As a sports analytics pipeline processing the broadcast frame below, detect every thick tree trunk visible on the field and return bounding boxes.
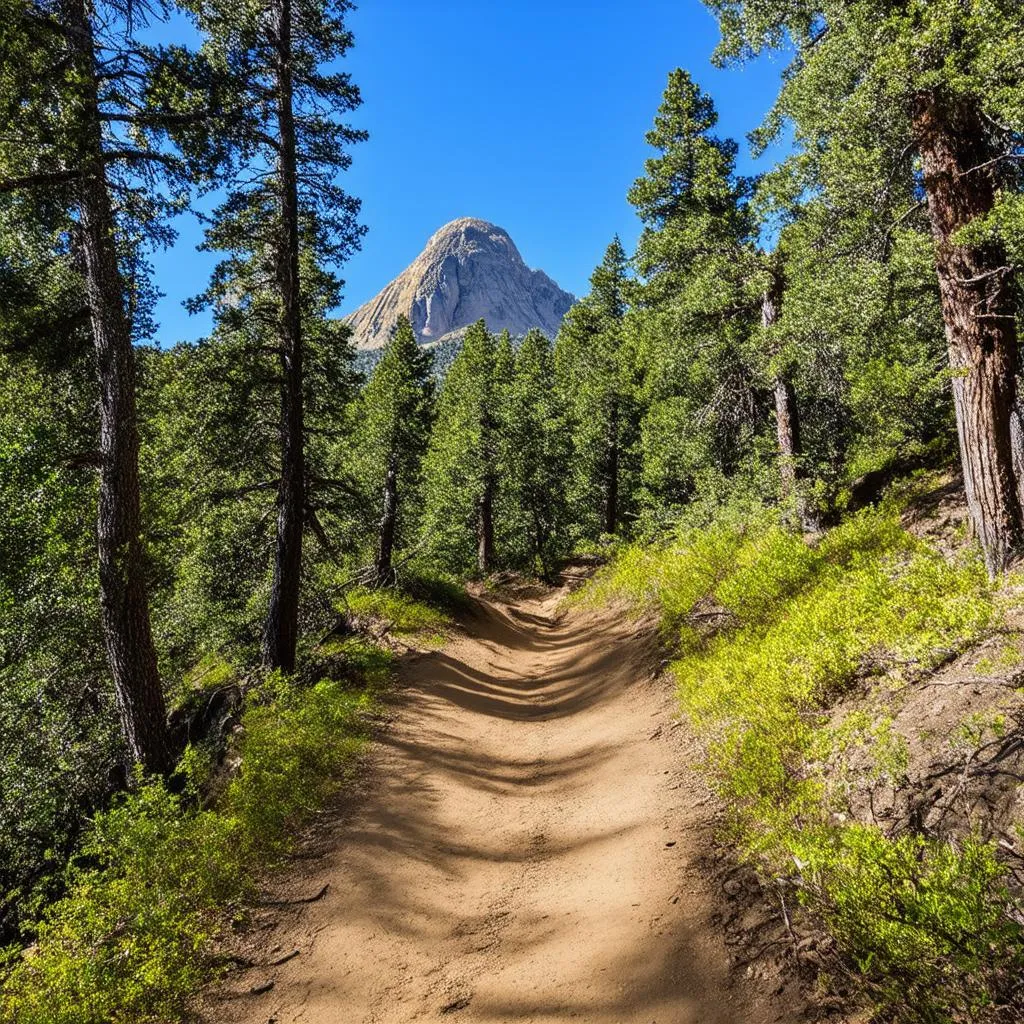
[762,271,815,532]
[604,399,619,535]
[67,0,170,774]
[914,90,1023,575]
[375,455,398,584]
[263,0,306,672]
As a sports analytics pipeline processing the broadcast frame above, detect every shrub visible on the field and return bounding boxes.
[0,652,384,1024]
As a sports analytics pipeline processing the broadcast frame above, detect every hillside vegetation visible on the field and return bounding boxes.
[2,0,1024,1021]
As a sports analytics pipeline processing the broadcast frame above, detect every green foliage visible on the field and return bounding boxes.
[586,502,1019,1019]
[555,239,640,539]
[0,782,245,1024]
[0,656,383,1024]
[421,320,498,572]
[353,315,434,567]
[224,676,375,860]
[496,329,573,577]
[344,587,452,635]
[796,828,1022,1020]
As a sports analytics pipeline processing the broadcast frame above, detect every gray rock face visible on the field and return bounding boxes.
[346,217,575,350]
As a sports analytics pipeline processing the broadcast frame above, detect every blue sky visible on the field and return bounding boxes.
[149,0,789,344]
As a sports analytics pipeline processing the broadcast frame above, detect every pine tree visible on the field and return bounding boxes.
[0,0,218,773]
[184,0,366,668]
[502,329,571,579]
[704,0,1024,573]
[356,315,434,584]
[556,238,635,540]
[421,320,499,574]
[626,69,763,517]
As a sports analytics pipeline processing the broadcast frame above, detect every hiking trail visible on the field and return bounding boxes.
[203,584,800,1024]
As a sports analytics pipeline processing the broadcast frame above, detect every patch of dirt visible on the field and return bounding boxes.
[198,584,820,1024]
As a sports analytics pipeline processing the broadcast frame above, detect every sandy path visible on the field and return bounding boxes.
[204,587,785,1024]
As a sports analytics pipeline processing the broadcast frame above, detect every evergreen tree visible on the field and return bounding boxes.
[0,0,219,773]
[704,0,1024,573]
[556,238,636,539]
[421,320,499,574]
[501,329,571,579]
[625,70,763,519]
[184,0,366,668]
[356,315,434,584]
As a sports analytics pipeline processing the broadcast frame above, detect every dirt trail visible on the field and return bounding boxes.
[205,587,790,1024]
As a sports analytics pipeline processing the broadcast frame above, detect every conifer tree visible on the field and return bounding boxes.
[704,0,1024,573]
[0,0,218,773]
[184,0,365,668]
[356,315,434,584]
[502,329,571,578]
[556,239,635,539]
[626,69,762,515]
[421,320,499,574]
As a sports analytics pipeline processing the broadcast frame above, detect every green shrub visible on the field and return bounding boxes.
[797,828,1023,1021]
[0,782,245,1024]
[225,676,373,859]
[0,650,384,1024]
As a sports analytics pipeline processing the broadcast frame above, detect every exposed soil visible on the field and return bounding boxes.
[201,584,808,1024]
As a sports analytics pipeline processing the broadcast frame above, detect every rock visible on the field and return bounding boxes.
[345,217,575,350]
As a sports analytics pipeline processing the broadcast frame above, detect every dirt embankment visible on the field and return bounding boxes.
[201,585,804,1024]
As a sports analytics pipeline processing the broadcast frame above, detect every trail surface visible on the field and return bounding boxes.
[205,586,789,1024]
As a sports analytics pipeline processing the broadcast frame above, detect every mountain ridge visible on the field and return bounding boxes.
[345,217,575,350]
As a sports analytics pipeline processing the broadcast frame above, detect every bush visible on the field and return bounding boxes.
[0,783,245,1024]
[0,653,384,1024]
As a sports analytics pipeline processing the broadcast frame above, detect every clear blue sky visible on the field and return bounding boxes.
[149,0,789,344]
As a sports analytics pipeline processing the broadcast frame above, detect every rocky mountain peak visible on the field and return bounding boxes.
[345,217,575,350]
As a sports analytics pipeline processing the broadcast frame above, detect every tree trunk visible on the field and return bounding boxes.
[263,0,306,672]
[67,0,170,774]
[477,478,494,574]
[375,455,398,584]
[914,89,1023,575]
[1010,398,1024,512]
[604,398,619,535]
[762,270,815,532]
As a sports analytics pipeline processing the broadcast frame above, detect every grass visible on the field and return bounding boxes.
[582,497,1024,1022]
[0,642,390,1024]
[343,583,457,638]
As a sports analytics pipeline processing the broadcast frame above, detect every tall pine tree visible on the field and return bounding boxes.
[356,315,434,584]
[556,238,637,539]
[704,0,1024,573]
[422,320,499,574]
[184,0,365,668]
[0,0,219,773]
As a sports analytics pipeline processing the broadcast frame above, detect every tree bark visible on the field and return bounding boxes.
[604,398,619,535]
[913,90,1023,575]
[762,270,815,532]
[375,455,398,584]
[263,0,306,672]
[1010,398,1024,512]
[477,478,494,574]
[66,0,170,774]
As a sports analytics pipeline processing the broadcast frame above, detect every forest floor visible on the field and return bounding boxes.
[200,581,815,1024]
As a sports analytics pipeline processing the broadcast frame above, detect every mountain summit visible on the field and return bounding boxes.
[345,217,575,350]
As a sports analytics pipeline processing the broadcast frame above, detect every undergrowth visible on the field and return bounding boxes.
[344,586,452,636]
[583,495,1024,1022]
[0,641,390,1024]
